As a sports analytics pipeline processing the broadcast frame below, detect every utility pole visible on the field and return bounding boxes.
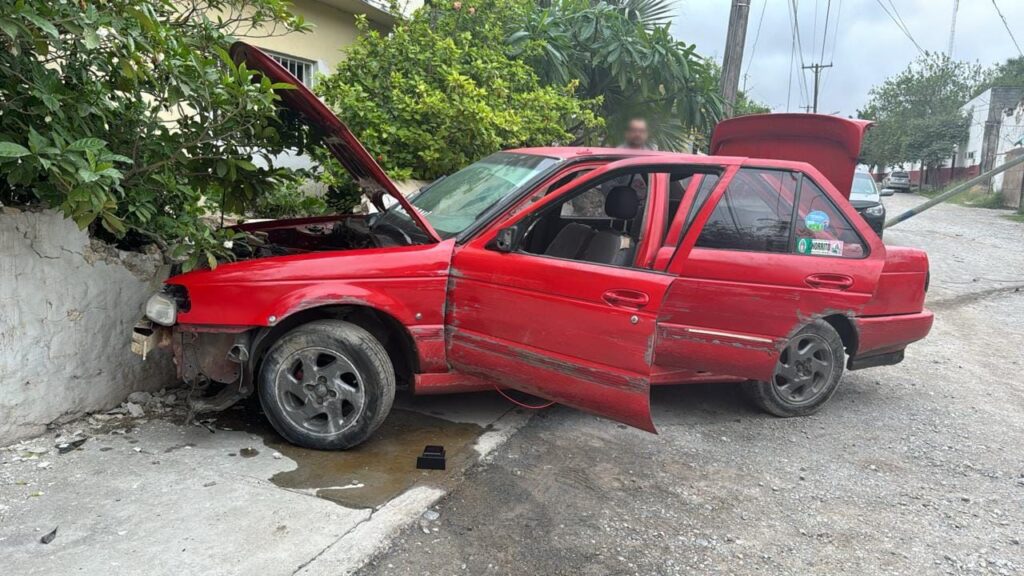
[720,0,751,118]
[801,62,833,114]
[947,0,960,56]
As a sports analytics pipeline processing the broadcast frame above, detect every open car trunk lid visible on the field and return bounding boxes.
[711,114,872,199]
[230,42,441,243]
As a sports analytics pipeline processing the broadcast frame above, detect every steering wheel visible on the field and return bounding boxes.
[373,221,412,245]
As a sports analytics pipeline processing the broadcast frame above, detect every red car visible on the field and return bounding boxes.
[132,44,933,450]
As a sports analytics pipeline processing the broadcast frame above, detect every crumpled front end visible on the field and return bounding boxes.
[132,284,257,413]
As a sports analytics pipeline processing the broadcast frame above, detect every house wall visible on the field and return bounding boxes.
[1002,148,1024,209]
[0,209,175,445]
[241,0,394,76]
[993,101,1024,194]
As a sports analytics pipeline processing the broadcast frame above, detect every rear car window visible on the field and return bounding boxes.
[695,169,795,253]
[792,179,866,258]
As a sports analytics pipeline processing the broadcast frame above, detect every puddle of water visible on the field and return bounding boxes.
[212,403,482,508]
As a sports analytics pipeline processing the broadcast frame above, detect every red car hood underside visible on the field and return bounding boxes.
[711,114,872,199]
[230,42,441,242]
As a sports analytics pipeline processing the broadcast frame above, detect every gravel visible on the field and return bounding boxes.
[357,195,1024,576]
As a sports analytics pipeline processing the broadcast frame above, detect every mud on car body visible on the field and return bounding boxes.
[132,43,934,450]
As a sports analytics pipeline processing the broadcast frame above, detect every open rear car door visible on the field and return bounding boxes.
[230,42,441,243]
[711,113,871,198]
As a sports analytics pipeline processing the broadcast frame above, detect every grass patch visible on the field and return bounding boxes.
[1002,212,1024,223]
[919,183,1008,208]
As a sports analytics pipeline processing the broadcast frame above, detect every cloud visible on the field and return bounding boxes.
[669,0,1024,116]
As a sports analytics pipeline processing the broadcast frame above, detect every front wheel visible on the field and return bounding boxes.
[743,320,845,417]
[258,320,395,450]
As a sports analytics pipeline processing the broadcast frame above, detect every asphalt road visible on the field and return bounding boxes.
[358,194,1024,576]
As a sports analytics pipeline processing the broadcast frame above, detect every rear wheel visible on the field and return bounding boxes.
[744,320,844,417]
[258,320,395,450]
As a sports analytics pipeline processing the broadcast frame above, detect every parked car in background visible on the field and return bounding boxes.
[131,45,934,450]
[850,172,886,237]
[884,170,911,192]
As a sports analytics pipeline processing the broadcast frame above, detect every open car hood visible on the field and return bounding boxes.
[711,114,872,199]
[230,42,441,242]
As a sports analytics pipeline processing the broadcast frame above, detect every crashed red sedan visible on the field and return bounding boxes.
[132,43,933,450]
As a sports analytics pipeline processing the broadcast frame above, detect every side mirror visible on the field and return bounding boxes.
[489,225,522,253]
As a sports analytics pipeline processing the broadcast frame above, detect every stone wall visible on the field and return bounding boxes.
[0,208,176,445]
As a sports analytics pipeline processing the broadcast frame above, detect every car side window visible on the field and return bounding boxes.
[561,173,648,218]
[519,170,653,269]
[792,178,866,258]
[682,173,721,233]
[695,168,795,253]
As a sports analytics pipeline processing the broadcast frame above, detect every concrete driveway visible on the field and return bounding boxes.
[356,194,1024,575]
[0,393,529,576]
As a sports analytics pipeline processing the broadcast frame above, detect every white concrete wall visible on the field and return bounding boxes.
[960,90,991,169]
[0,208,176,445]
[993,101,1024,194]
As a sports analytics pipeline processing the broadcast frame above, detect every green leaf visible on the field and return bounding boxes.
[0,141,31,158]
[0,18,20,40]
[234,159,257,172]
[67,138,106,152]
[21,11,59,39]
[101,212,127,235]
[83,28,100,49]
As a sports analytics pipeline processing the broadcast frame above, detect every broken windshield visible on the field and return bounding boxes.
[376,152,560,240]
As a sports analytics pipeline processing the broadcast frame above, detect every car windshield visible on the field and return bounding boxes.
[373,152,560,241]
[850,173,879,201]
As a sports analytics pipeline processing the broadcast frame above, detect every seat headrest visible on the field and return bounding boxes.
[605,186,639,220]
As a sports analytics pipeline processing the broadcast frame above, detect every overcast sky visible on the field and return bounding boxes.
[670,0,1024,116]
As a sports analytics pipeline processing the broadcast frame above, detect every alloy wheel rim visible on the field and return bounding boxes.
[772,334,835,406]
[274,346,365,436]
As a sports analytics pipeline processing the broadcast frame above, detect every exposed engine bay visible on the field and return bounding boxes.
[229,213,418,261]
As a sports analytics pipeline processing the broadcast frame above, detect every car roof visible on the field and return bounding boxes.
[506,146,749,166]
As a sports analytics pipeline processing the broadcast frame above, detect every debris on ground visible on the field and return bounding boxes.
[56,438,88,454]
[39,527,57,544]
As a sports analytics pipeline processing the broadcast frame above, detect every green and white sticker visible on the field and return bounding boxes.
[797,237,843,256]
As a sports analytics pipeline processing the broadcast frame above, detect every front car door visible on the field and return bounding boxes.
[446,159,687,431]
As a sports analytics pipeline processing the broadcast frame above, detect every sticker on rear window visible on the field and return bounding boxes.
[797,237,843,256]
[805,210,830,232]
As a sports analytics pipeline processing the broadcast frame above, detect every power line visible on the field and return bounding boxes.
[789,0,810,105]
[991,0,1023,57]
[820,0,843,94]
[787,3,797,111]
[873,0,924,54]
[948,0,959,56]
[819,0,832,64]
[743,0,769,83]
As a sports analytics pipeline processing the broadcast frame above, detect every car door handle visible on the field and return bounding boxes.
[602,289,650,309]
[805,273,854,291]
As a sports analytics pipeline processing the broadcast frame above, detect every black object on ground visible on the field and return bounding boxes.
[40,527,57,544]
[416,445,446,470]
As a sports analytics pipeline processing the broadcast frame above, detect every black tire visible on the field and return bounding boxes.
[258,320,395,450]
[743,319,844,417]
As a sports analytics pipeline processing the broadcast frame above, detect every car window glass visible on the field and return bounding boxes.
[850,174,879,201]
[561,173,648,218]
[683,173,721,232]
[792,178,866,258]
[520,170,653,269]
[695,169,794,253]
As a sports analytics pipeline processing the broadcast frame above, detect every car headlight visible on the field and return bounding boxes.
[145,293,178,326]
[864,204,885,217]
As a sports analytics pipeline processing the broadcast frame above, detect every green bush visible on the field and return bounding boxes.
[315,0,602,197]
[0,0,311,270]
[249,177,328,219]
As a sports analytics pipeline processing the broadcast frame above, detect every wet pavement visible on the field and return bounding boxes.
[0,391,530,576]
